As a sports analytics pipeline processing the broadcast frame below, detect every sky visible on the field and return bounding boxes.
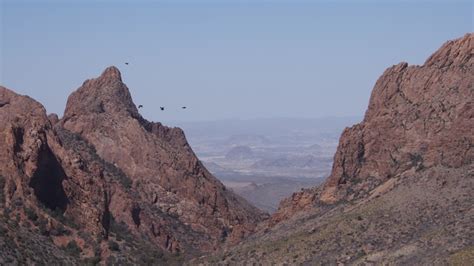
[0,0,472,123]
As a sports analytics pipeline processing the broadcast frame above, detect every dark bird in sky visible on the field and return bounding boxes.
[160,107,165,111]
[138,105,143,109]
[182,106,187,109]
[125,62,129,65]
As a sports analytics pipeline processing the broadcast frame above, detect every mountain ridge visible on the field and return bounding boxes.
[196,33,474,265]
[272,33,473,222]
[0,67,267,264]
[0,33,472,265]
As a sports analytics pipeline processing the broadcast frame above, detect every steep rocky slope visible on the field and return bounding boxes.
[60,66,266,249]
[200,33,473,264]
[0,68,266,264]
[274,32,473,221]
[0,88,80,264]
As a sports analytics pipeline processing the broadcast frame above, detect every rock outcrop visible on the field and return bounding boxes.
[0,67,266,264]
[201,33,474,265]
[59,66,266,251]
[1,32,472,265]
[273,33,473,221]
[0,87,109,263]
[0,86,110,234]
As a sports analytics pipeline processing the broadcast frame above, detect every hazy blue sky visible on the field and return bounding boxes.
[1,0,472,122]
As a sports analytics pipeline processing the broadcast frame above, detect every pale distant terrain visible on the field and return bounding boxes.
[173,117,361,212]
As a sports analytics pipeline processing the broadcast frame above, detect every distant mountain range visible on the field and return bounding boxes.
[177,117,347,212]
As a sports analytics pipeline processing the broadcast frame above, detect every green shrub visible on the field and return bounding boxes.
[108,240,120,252]
[25,207,38,221]
[93,244,101,257]
[50,223,71,236]
[137,250,165,264]
[106,256,117,265]
[37,218,49,236]
[83,256,101,265]
[3,207,11,221]
[0,224,7,235]
[8,218,18,229]
[14,198,23,207]
[65,240,82,257]
[0,175,5,205]
[78,231,93,243]
[42,205,80,230]
[109,216,134,243]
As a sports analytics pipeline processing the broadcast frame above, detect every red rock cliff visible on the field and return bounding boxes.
[60,66,267,251]
[0,67,267,263]
[273,33,473,222]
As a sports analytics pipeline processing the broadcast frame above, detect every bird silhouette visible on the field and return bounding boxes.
[160,107,165,111]
[182,106,187,109]
[125,62,129,65]
[138,105,143,109]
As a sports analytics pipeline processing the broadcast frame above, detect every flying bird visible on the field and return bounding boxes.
[125,62,129,65]
[182,106,187,109]
[138,105,143,109]
[160,107,165,111]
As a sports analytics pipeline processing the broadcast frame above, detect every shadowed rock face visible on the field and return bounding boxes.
[0,67,266,263]
[0,87,108,238]
[273,33,473,222]
[28,143,69,212]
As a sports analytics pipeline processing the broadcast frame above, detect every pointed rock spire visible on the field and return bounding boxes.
[100,66,122,81]
[63,66,138,120]
[424,33,473,68]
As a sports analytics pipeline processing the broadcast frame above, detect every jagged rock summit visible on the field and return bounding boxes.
[0,67,266,264]
[61,65,267,250]
[274,33,473,218]
[1,33,472,265]
[63,66,137,121]
[318,33,473,203]
[202,33,473,265]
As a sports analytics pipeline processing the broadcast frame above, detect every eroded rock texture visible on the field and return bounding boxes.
[60,66,266,252]
[200,33,474,266]
[0,67,266,264]
[273,33,473,222]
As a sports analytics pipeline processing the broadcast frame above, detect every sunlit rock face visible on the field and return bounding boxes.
[0,66,267,263]
[273,33,473,221]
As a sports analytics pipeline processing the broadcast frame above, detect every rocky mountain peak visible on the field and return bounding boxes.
[100,65,122,81]
[322,33,473,203]
[63,66,138,121]
[272,33,473,221]
[59,67,267,252]
[424,33,472,68]
[0,66,266,263]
